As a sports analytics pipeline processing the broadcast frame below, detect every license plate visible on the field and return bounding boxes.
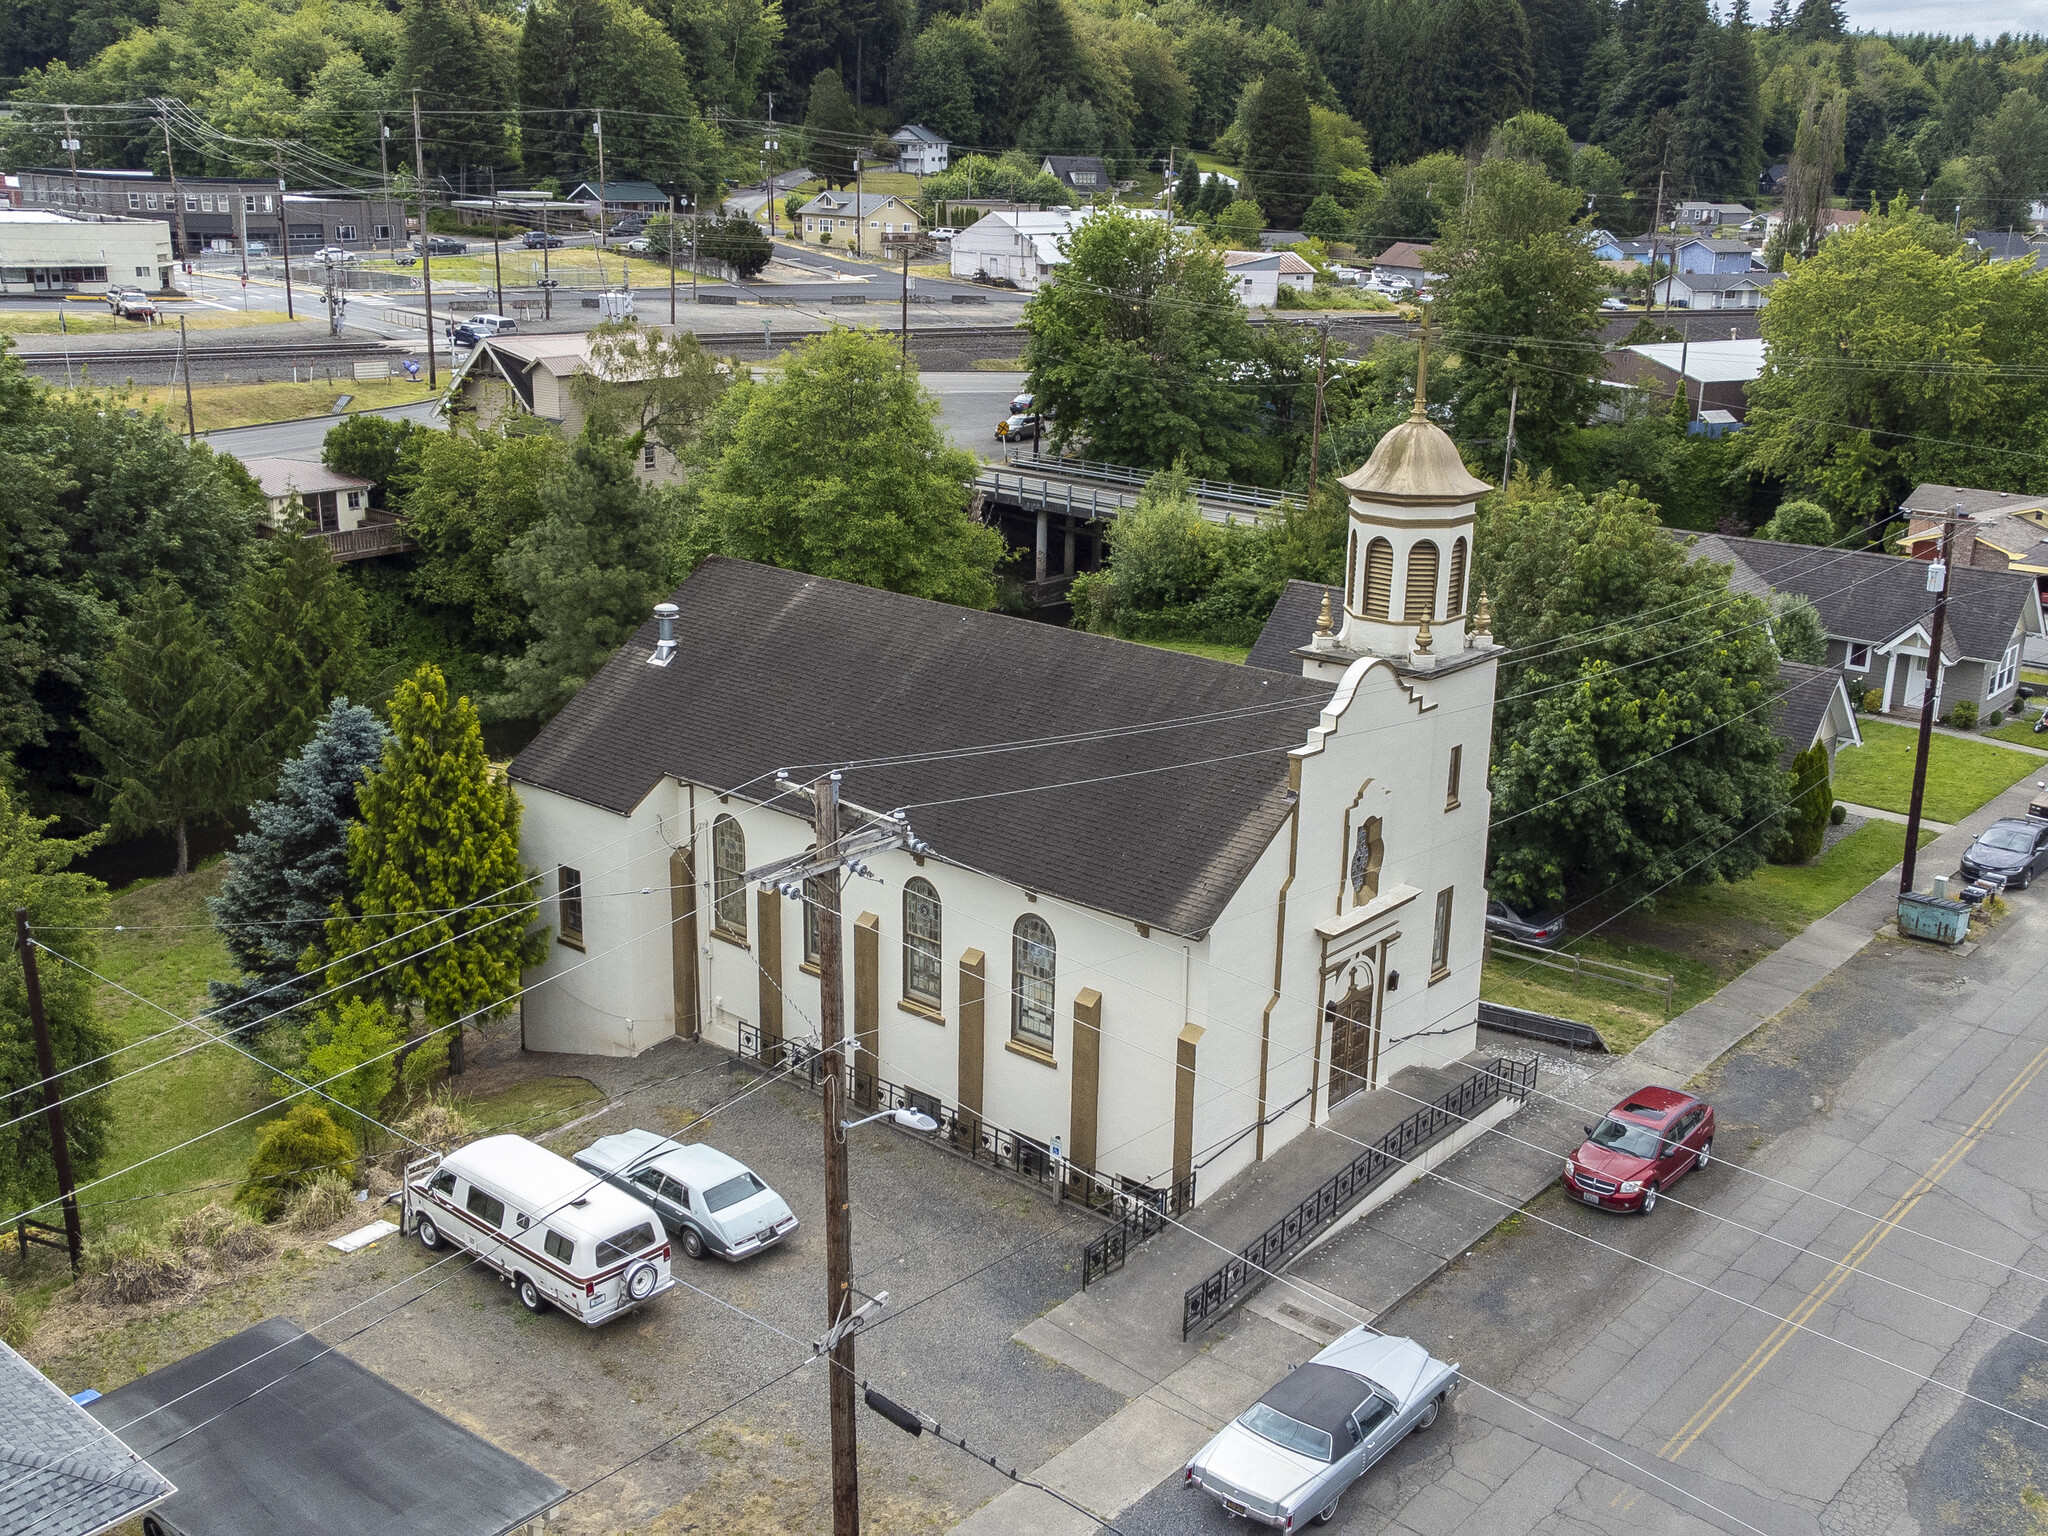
[1223,1499,1248,1516]
[1583,1192,1602,1206]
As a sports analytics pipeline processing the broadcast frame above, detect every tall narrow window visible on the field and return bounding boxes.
[1405,541,1441,622]
[903,878,942,1007]
[1446,537,1468,619]
[1350,818,1384,902]
[1431,888,1454,979]
[557,866,583,948]
[803,874,824,965]
[1011,915,1056,1051]
[1347,530,1359,610]
[1445,746,1463,810]
[1363,538,1394,619]
[712,816,746,938]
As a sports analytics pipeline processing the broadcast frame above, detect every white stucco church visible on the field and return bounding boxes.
[507,379,1502,1208]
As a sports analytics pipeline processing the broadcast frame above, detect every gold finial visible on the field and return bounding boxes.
[1474,588,1493,637]
[1414,614,1434,655]
[1315,589,1334,635]
[1411,305,1431,421]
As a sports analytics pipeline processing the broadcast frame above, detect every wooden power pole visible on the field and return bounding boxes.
[412,91,437,389]
[813,772,860,1536]
[1900,508,1961,895]
[16,908,83,1272]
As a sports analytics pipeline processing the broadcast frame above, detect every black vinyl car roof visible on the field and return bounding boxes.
[1256,1363,1376,1444]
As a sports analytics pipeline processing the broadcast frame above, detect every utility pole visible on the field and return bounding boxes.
[901,246,910,365]
[766,94,778,239]
[159,104,191,270]
[594,109,608,250]
[1307,325,1328,502]
[178,315,196,439]
[1647,166,1671,321]
[670,191,679,326]
[813,773,860,1536]
[1900,508,1961,895]
[490,172,504,315]
[855,150,865,258]
[691,197,700,303]
[1500,353,1520,484]
[16,909,83,1272]
[276,153,296,320]
[379,122,391,254]
[412,91,437,389]
[60,106,82,212]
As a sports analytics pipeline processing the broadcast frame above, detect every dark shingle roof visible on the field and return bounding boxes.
[0,1341,173,1536]
[1902,482,2048,519]
[1771,660,1850,770]
[510,559,1337,937]
[85,1317,564,1536]
[1247,580,1340,674]
[1685,533,2035,661]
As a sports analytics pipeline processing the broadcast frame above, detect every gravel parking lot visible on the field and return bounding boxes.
[34,1032,1126,1535]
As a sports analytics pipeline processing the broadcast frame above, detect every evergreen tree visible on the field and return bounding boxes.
[1849,134,1922,204]
[0,781,116,1220]
[1523,0,1605,126]
[1677,17,1763,202]
[1244,69,1314,228]
[79,580,245,878]
[209,699,388,1031]
[1764,0,1789,29]
[1425,0,1534,153]
[232,534,369,783]
[1971,89,2048,230]
[393,0,510,184]
[1786,0,1845,41]
[1003,0,1086,139]
[1771,741,1832,864]
[804,67,862,188]
[494,437,672,721]
[324,665,546,1078]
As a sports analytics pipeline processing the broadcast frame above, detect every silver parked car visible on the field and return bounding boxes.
[572,1128,798,1262]
[1185,1329,1456,1528]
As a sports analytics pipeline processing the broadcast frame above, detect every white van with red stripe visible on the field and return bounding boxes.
[401,1134,676,1325]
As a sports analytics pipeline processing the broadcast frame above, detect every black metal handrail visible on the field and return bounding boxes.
[731,1022,1189,1224]
[1180,1056,1535,1339]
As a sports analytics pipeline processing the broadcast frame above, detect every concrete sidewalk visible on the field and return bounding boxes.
[953,775,2043,1535]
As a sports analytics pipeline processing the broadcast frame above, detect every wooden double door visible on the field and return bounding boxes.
[1326,982,1378,1109]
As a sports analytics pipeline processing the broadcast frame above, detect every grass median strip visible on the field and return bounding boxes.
[1829,719,2036,822]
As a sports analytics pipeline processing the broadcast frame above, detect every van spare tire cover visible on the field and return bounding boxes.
[626,1261,660,1300]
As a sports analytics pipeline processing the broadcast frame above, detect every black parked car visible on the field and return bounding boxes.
[414,235,468,256]
[523,230,564,249]
[1960,817,2048,890]
[1485,899,1567,947]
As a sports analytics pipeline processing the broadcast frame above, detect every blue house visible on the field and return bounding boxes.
[1675,237,1757,275]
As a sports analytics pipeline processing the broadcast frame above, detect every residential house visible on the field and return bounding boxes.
[2,1338,174,1536]
[448,334,690,483]
[1676,200,1756,229]
[1041,155,1111,194]
[1965,229,2038,262]
[1673,236,1758,274]
[1758,163,1789,195]
[14,167,402,256]
[794,190,923,254]
[509,393,1502,1207]
[1761,207,1866,245]
[1371,241,1432,288]
[566,180,670,221]
[1772,659,1863,768]
[947,206,1168,290]
[1223,248,1316,306]
[1589,232,1657,266]
[240,456,374,532]
[1650,270,1782,309]
[0,208,171,295]
[86,1318,565,1536]
[1901,482,2048,600]
[890,123,951,175]
[1685,532,2044,718]
[1604,338,1766,422]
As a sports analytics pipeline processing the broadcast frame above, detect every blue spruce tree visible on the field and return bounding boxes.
[208,699,388,1030]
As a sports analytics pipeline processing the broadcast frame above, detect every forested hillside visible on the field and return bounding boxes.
[5,0,2047,238]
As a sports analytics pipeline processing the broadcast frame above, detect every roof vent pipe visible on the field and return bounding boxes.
[648,602,679,667]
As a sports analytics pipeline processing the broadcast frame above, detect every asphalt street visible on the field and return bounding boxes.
[198,398,443,460]
[1115,890,2048,1534]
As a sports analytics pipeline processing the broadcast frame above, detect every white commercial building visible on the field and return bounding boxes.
[0,208,171,295]
[508,385,1502,1209]
[1224,248,1316,307]
[947,206,1169,291]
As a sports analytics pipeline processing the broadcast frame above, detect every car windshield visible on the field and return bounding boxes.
[1238,1403,1334,1462]
[1979,826,2036,853]
[1587,1117,1663,1158]
[595,1221,658,1265]
[703,1171,767,1213]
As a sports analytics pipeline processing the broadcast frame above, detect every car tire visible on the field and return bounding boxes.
[1313,1494,1340,1525]
[2025,870,2035,891]
[517,1276,546,1314]
[680,1226,707,1261]
[1640,1185,1658,1215]
[417,1215,442,1250]
[1417,1393,1444,1430]
[1697,1139,1712,1170]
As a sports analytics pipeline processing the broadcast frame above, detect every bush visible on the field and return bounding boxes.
[395,1089,475,1155]
[1989,709,2004,727]
[238,1103,355,1221]
[1951,699,1979,730]
[172,1201,275,1263]
[1301,193,1353,240]
[84,1229,192,1304]
[286,1173,359,1234]
[1759,499,1834,544]
[1863,688,1884,713]
[1829,802,1848,825]
[298,997,402,1141]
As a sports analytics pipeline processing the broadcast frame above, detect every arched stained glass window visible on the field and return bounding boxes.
[1011,915,1056,1050]
[712,816,746,937]
[903,878,942,1006]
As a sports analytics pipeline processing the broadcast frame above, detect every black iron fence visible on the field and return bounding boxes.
[1181,1057,1535,1339]
[732,1022,1191,1227]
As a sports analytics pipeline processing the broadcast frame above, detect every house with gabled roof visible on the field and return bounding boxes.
[889,123,950,175]
[1684,532,2044,718]
[0,1338,174,1536]
[793,190,922,254]
[1223,248,1315,306]
[446,334,695,483]
[507,385,1504,1206]
[1040,155,1111,193]
[1651,269,1782,310]
[1901,483,2048,599]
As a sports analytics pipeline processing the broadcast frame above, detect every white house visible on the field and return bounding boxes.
[1224,248,1316,307]
[947,206,1169,290]
[508,388,1502,1207]
[239,456,374,533]
[1650,270,1783,309]
[889,124,950,176]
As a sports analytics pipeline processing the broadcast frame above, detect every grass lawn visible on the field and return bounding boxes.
[2025,669,2048,687]
[1976,699,2048,749]
[1482,820,1934,1052]
[0,306,304,338]
[458,1076,605,1138]
[1830,719,2037,822]
[1135,638,1253,664]
[78,377,436,433]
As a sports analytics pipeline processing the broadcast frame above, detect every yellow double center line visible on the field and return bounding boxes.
[1660,1039,2048,1464]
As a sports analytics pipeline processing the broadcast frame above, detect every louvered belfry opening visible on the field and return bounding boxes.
[1446,536,1468,619]
[1362,537,1394,619]
[1405,540,1440,622]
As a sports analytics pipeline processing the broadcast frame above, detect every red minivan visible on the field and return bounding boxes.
[1562,1087,1715,1214]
